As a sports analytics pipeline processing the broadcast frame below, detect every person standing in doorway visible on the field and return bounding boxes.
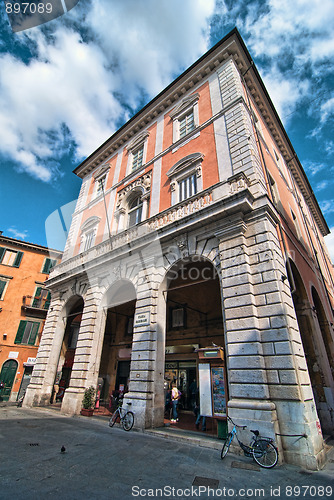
[171,384,181,423]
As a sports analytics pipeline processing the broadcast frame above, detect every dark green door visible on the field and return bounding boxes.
[0,360,18,401]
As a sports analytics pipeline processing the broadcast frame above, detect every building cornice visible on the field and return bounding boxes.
[0,235,63,256]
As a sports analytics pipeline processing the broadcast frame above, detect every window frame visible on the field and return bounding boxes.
[126,131,149,176]
[170,93,200,143]
[169,306,187,330]
[14,320,40,345]
[167,153,204,205]
[32,286,51,310]
[0,247,23,268]
[41,257,57,274]
[128,195,143,228]
[0,276,11,300]
[79,216,101,253]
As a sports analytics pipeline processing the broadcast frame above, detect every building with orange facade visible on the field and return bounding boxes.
[0,232,62,402]
[24,29,334,469]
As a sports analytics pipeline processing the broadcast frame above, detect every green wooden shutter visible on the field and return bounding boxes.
[13,251,23,268]
[28,322,39,345]
[44,291,51,310]
[42,258,56,273]
[32,287,42,307]
[14,321,27,344]
[0,247,5,263]
[0,280,6,299]
[42,258,50,273]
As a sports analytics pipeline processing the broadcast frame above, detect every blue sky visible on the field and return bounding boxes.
[0,0,333,261]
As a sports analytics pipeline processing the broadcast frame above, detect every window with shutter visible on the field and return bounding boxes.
[42,258,56,274]
[0,248,24,268]
[14,320,40,345]
[0,279,9,300]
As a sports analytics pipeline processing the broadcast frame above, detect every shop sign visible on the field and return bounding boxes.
[165,362,178,369]
[24,357,36,366]
[134,311,150,327]
[165,344,199,354]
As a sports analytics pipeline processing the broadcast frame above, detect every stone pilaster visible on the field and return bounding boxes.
[60,282,104,416]
[216,202,325,469]
[217,59,266,196]
[23,292,65,407]
[123,262,165,429]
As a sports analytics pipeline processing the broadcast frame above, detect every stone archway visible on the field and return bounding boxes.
[55,296,84,406]
[288,259,330,432]
[160,256,225,434]
[96,280,137,408]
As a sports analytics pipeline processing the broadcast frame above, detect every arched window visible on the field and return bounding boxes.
[128,196,143,227]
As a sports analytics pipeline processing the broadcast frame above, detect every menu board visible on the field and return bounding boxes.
[211,367,226,417]
[198,363,212,417]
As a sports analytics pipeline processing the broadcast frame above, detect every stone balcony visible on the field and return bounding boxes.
[49,174,253,284]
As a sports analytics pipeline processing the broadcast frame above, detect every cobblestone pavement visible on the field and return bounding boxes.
[0,406,333,500]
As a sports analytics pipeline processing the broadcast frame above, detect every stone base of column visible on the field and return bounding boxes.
[274,400,325,470]
[122,393,163,429]
[227,399,281,460]
[228,398,325,470]
[61,388,84,416]
[23,385,52,408]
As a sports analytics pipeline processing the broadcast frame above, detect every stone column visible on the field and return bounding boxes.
[216,204,325,469]
[24,291,66,407]
[61,281,104,415]
[123,262,165,429]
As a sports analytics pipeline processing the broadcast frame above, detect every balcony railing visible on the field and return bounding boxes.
[22,295,50,311]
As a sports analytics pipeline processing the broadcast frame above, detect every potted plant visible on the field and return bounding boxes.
[80,386,96,416]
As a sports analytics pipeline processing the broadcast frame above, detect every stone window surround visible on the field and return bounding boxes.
[126,131,150,177]
[114,172,152,233]
[93,164,110,199]
[167,153,204,205]
[169,93,200,143]
[79,216,101,252]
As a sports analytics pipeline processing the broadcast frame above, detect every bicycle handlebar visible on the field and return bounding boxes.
[227,415,247,429]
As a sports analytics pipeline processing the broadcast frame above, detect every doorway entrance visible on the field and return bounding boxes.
[0,359,18,402]
[164,258,225,435]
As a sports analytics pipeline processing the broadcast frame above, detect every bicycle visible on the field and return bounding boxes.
[108,400,134,431]
[221,416,278,468]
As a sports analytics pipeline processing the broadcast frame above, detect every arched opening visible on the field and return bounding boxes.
[164,258,225,435]
[311,287,334,374]
[53,295,84,404]
[0,359,18,402]
[287,259,329,432]
[96,280,137,412]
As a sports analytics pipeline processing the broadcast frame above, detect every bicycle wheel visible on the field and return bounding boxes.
[221,432,233,459]
[122,411,134,431]
[252,439,278,468]
[108,411,118,428]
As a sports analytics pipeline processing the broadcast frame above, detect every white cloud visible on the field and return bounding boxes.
[260,68,309,121]
[7,227,29,240]
[0,28,122,182]
[320,200,334,216]
[229,0,334,124]
[324,229,334,265]
[0,0,215,183]
[87,0,215,106]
